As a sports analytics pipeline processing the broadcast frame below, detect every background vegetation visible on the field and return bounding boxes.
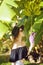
[0,0,43,65]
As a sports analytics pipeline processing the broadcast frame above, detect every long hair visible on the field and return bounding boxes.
[12,26,19,38]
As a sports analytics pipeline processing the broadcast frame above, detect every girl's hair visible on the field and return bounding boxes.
[12,26,19,38]
[20,25,24,31]
[12,25,24,38]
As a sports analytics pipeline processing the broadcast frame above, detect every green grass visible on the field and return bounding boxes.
[0,55,43,65]
[0,62,43,65]
[0,62,11,65]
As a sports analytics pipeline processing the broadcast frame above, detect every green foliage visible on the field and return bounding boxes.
[40,1,43,6]
[15,0,43,46]
[0,62,11,65]
[0,22,8,39]
[15,0,42,16]
[32,19,43,44]
[5,0,18,8]
[0,0,43,48]
[0,1,16,21]
[1,46,9,53]
[0,0,18,39]
[0,0,43,64]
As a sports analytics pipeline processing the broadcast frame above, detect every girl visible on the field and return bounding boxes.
[10,25,28,65]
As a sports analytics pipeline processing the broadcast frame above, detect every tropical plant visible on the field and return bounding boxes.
[0,0,43,46]
[0,1,43,64]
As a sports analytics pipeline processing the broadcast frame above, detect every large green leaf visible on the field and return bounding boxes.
[35,12,43,21]
[0,22,8,39]
[29,17,43,45]
[33,19,43,32]
[33,19,43,44]
[29,18,43,33]
[4,0,18,8]
[35,22,43,45]
[40,2,43,7]
[0,1,16,22]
